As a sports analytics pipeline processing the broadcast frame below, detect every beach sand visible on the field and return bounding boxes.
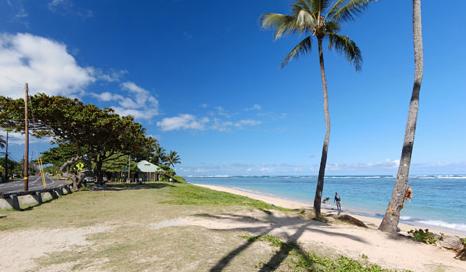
[194,184,466,272]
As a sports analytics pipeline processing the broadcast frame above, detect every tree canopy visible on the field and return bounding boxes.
[0,94,163,183]
[261,0,372,69]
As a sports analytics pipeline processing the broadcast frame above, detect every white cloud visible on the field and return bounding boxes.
[157,114,209,131]
[92,81,159,120]
[245,104,262,111]
[0,128,51,145]
[177,163,311,177]
[160,104,263,132]
[211,118,261,131]
[326,159,400,172]
[91,91,119,102]
[178,160,466,177]
[5,0,29,25]
[90,68,127,83]
[235,119,261,127]
[157,114,261,132]
[15,8,28,19]
[0,33,95,98]
[48,0,94,18]
[48,0,67,9]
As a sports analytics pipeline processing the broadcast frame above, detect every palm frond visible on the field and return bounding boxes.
[282,36,312,67]
[308,0,332,14]
[325,21,341,33]
[328,0,373,23]
[296,8,317,29]
[328,34,362,70]
[261,13,299,39]
[326,0,346,18]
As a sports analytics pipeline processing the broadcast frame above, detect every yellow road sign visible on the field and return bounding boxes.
[75,162,85,171]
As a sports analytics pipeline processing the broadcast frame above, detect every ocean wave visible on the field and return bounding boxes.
[326,175,393,179]
[400,216,413,221]
[416,220,466,232]
[416,175,466,180]
[187,175,231,178]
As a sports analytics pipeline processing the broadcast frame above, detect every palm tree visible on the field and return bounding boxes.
[379,0,424,233]
[150,142,166,166]
[166,151,181,168]
[0,135,6,149]
[262,0,371,217]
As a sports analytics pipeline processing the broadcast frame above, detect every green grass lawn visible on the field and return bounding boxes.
[0,182,406,272]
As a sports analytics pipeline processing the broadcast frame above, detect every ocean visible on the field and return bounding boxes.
[187,175,466,234]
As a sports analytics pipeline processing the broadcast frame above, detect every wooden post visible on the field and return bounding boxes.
[4,131,8,183]
[23,83,29,192]
[127,155,131,183]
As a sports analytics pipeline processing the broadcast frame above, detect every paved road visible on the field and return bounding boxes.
[0,175,68,194]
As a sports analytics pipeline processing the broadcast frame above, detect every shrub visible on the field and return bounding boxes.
[408,229,438,244]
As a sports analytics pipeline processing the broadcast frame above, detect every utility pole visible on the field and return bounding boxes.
[23,83,29,192]
[127,155,131,182]
[4,131,8,183]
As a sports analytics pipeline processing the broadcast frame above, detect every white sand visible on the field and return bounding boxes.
[0,225,112,272]
[194,184,466,272]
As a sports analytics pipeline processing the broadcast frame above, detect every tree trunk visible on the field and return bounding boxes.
[95,159,104,184]
[379,0,424,233]
[313,38,331,218]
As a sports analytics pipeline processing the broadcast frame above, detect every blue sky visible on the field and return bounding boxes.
[0,0,465,176]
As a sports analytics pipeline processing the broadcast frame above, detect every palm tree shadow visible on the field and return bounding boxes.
[257,222,314,272]
[204,211,368,272]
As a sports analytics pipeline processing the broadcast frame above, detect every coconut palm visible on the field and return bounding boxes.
[150,142,166,166]
[262,0,372,217]
[166,151,181,168]
[379,0,424,233]
[0,135,6,149]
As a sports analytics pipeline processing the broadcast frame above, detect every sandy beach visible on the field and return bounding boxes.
[193,183,466,236]
[194,183,466,272]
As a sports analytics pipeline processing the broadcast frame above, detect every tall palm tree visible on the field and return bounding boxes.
[166,151,181,168]
[379,0,424,233]
[0,135,6,149]
[262,0,371,217]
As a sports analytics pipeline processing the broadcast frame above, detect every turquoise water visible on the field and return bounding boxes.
[187,175,466,233]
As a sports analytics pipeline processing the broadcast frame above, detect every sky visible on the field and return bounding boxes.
[0,0,465,176]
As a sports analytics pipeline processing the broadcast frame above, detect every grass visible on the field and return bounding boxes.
[0,182,409,271]
[244,234,407,272]
[164,182,290,211]
[0,182,285,231]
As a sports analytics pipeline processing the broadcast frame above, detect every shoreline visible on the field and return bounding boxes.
[193,183,466,237]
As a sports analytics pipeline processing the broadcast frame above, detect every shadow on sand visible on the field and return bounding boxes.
[196,211,368,272]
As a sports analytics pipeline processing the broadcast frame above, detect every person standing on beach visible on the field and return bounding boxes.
[334,192,342,214]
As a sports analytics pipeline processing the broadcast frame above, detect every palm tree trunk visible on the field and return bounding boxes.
[313,37,331,218]
[379,0,423,233]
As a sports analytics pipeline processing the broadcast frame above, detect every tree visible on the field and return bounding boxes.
[0,157,20,178]
[0,135,5,149]
[101,152,138,182]
[379,0,424,233]
[41,144,81,169]
[0,94,156,185]
[149,141,167,166]
[165,151,181,168]
[262,0,371,217]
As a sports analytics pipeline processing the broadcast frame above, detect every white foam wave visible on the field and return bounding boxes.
[187,175,231,178]
[400,216,412,221]
[417,220,466,232]
[416,175,466,180]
